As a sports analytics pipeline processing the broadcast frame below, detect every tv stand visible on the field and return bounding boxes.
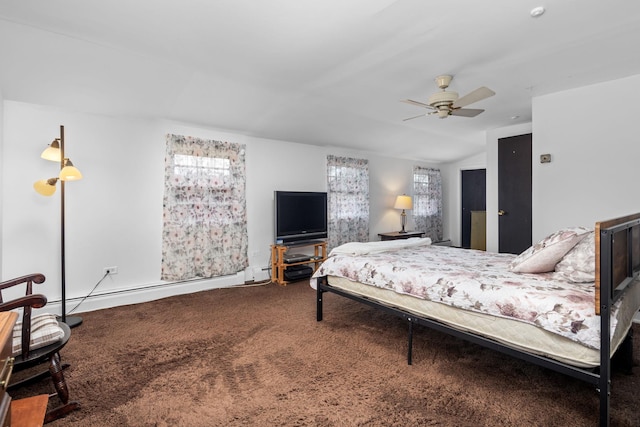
[271,241,327,286]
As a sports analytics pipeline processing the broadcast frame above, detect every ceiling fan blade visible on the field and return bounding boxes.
[403,113,427,121]
[452,87,495,108]
[401,99,433,109]
[450,108,484,117]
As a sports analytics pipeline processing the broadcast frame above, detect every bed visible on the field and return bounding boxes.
[312,213,640,427]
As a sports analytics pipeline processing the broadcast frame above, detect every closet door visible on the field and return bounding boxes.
[498,133,532,254]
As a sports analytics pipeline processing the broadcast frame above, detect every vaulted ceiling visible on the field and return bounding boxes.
[1,0,640,163]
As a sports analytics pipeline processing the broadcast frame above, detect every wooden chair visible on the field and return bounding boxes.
[0,273,80,422]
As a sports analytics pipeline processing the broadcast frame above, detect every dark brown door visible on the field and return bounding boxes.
[461,169,486,249]
[498,134,532,254]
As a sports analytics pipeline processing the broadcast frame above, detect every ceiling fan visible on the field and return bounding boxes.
[401,75,495,120]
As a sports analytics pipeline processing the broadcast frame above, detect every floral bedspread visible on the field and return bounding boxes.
[312,245,620,349]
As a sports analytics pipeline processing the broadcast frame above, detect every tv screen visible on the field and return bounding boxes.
[275,191,328,244]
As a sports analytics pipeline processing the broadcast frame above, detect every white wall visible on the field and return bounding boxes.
[481,73,640,252]
[531,74,640,241]
[1,101,437,314]
[9,73,636,316]
[367,155,439,239]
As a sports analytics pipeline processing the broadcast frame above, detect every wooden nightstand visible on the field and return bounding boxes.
[378,231,425,241]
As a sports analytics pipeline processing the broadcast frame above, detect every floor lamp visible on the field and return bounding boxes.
[33,125,83,328]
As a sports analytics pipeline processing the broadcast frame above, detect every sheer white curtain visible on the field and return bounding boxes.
[161,134,248,281]
[326,155,370,250]
[413,166,443,242]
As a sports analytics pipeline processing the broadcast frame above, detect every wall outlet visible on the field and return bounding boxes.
[104,266,118,275]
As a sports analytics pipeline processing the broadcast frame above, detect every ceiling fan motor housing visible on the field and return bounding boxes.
[428,90,458,108]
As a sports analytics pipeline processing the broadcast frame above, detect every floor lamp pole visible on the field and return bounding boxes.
[59,125,82,328]
[60,126,66,322]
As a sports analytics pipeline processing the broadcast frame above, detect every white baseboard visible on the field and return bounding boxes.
[42,270,271,316]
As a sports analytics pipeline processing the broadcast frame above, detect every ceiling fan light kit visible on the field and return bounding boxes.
[401,74,495,121]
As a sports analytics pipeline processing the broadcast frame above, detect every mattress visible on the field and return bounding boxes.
[324,275,640,367]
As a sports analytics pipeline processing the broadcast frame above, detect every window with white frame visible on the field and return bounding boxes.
[326,155,370,249]
[162,134,247,281]
[413,166,443,242]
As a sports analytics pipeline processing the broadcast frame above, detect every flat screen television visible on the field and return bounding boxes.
[274,191,328,244]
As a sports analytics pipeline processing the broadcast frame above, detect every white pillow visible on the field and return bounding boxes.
[555,231,595,283]
[510,227,591,274]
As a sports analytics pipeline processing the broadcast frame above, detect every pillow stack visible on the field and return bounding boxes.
[554,231,596,283]
[509,227,592,276]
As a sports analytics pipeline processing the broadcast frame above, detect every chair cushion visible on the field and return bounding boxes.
[12,313,65,356]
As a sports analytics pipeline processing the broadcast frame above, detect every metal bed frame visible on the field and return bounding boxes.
[316,214,640,426]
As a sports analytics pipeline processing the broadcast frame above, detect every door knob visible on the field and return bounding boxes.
[498,210,506,216]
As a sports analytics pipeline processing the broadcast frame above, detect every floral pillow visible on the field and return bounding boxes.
[554,231,595,283]
[509,227,592,274]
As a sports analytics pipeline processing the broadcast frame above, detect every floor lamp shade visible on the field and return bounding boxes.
[40,139,61,161]
[33,125,83,328]
[33,178,58,196]
[394,195,412,233]
[60,159,83,181]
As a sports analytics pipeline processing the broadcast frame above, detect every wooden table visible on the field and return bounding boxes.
[11,395,49,427]
[378,231,425,241]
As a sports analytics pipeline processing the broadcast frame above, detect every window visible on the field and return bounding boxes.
[162,134,247,281]
[173,155,230,184]
[413,166,443,242]
[326,155,369,249]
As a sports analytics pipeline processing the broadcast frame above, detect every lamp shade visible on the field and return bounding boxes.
[394,195,412,210]
[59,159,83,181]
[41,139,62,162]
[33,178,57,196]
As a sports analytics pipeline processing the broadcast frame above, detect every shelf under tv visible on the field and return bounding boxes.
[279,239,326,247]
[271,241,327,286]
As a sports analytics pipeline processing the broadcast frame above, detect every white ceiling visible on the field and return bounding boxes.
[1,0,640,163]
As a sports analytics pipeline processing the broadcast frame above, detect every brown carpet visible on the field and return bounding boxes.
[10,281,640,426]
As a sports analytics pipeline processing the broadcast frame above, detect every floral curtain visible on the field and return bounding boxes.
[162,134,248,281]
[413,166,443,242]
[327,155,369,249]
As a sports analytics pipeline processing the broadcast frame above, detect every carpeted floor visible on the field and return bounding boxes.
[10,281,640,426]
